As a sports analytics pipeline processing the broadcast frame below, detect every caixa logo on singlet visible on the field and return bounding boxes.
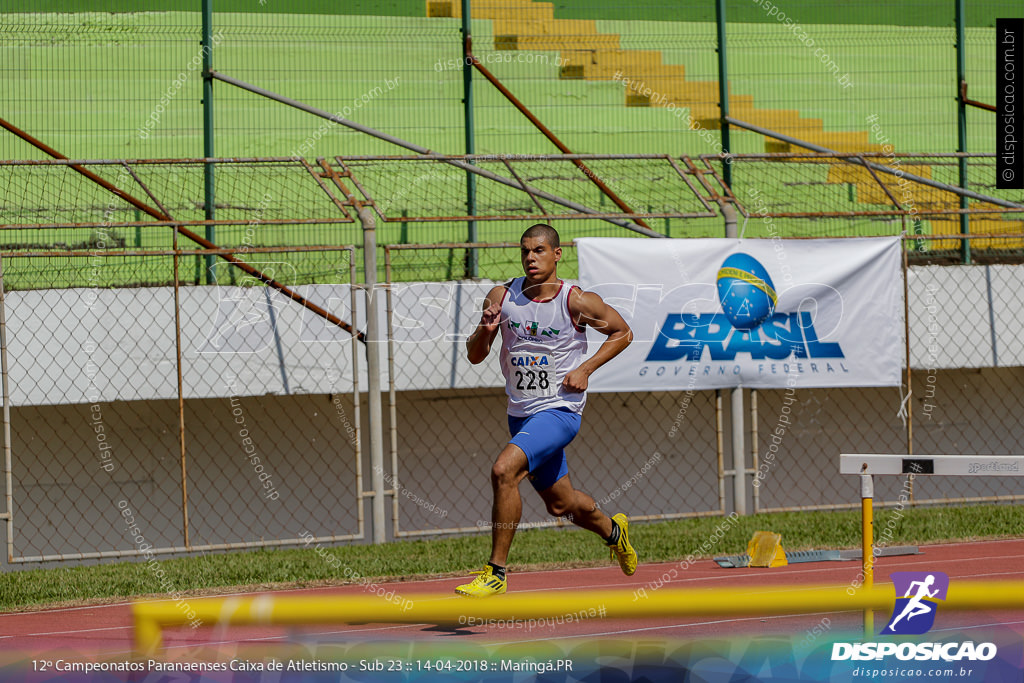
[509,320,560,338]
[509,355,549,368]
[646,253,846,362]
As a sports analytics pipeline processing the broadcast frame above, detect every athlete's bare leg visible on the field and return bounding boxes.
[489,443,531,567]
[538,474,614,538]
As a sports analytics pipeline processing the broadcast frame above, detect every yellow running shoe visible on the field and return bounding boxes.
[608,513,638,576]
[455,565,507,597]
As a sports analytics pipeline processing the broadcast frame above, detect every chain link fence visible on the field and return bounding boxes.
[3,1,1017,248]
[707,153,1024,260]
[2,155,1020,259]
[1,246,365,563]
[0,155,1021,567]
[753,256,1024,513]
[382,244,724,539]
[3,0,1010,156]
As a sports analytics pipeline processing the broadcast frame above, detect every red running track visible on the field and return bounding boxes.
[1,538,1022,659]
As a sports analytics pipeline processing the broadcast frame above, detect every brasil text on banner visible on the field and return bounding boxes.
[575,237,903,391]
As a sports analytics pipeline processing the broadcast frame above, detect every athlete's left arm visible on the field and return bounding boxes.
[562,288,633,392]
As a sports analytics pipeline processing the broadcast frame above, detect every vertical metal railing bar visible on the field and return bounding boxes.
[122,161,192,548]
[384,247,401,537]
[955,0,971,264]
[349,247,366,543]
[461,0,478,277]
[358,208,387,544]
[715,0,732,189]
[750,389,759,514]
[201,0,217,284]
[902,230,914,462]
[173,221,190,548]
[0,253,14,567]
[716,389,726,514]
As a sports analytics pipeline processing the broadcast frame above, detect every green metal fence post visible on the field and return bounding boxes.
[462,0,478,277]
[955,0,970,264]
[202,0,217,282]
[716,0,732,190]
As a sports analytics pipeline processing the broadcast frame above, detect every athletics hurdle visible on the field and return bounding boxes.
[841,453,1024,635]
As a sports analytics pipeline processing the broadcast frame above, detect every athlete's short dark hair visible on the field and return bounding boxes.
[521,224,560,248]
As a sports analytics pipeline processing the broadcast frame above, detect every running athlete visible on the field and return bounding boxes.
[886,574,940,631]
[455,224,637,597]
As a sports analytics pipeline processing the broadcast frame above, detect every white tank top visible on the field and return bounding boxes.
[498,278,588,417]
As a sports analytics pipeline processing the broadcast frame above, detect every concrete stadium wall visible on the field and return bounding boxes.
[3,366,1021,570]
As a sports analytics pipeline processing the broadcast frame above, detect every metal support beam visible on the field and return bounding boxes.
[0,254,12,564]
[955,0,971,263]
[723,118,1024,210]
[715,0,732,189]
[0,117,363,341]
[360,207,387,544]
[466,58,652,230]
[461,0,478,277]
[206,73,665,237]
[723,201,745,515]
[202,0,217,282]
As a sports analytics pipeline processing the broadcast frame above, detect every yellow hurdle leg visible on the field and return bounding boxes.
[861,473,874,637]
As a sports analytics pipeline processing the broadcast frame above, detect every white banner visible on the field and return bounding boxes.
[576,237,903,390]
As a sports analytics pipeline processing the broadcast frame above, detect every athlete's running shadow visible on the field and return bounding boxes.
[420,623,477,636]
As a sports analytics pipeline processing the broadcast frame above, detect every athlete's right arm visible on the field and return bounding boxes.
[466,284,507,364]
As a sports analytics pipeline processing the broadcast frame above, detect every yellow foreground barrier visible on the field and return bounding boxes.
[133,580,1024,656]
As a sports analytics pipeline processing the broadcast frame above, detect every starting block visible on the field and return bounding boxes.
[712,531,788,568]
[747,530,788,568]
[714,541,921,568]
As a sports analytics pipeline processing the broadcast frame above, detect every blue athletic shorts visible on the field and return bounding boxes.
[507,408,582,492]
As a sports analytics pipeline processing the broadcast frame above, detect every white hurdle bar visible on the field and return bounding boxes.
[840,454,1024,477]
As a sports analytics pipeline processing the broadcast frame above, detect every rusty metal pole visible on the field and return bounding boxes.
[0,253,13,563]
[467,56,652,230]
[173,224,190,549]
[0,119,364,340]
[206,76,667,236]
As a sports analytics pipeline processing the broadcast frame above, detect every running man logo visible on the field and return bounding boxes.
[881,571,949,635]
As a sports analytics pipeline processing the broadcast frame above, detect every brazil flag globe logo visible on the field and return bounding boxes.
[716,253,778,331]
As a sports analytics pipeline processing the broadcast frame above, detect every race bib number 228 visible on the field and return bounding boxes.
[508,353,556,398]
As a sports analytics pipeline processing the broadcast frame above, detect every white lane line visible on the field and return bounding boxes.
[99,623,433,657]
[4,540,1022,642]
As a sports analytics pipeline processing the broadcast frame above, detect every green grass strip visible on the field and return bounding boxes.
[1,504,1021,613]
